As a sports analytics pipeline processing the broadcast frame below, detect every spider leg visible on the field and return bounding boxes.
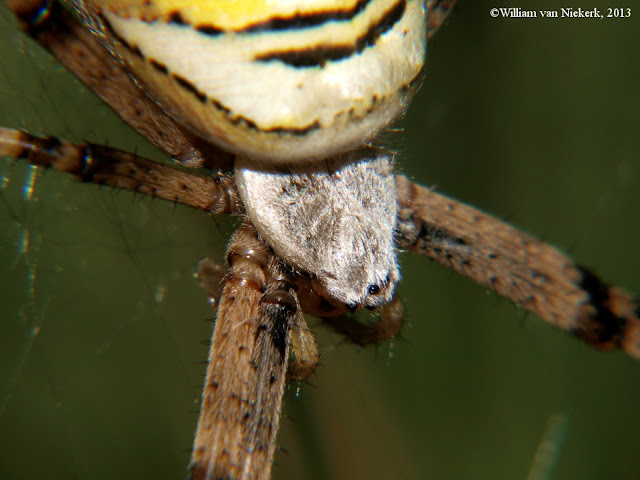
[287,311,320,382]
[319,296,404,347]
[427,0,457,39]
[395,174,640,359]
[0,126,242,214]
[189,221,301,480]
[6,0,233,170]
[196,256,320,383]
[194,258,227,308]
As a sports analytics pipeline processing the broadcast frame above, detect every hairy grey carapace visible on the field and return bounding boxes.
[236,149,399,311]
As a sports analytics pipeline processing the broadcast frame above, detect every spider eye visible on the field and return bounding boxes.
[367,284,381,295]
[345,303,358,313]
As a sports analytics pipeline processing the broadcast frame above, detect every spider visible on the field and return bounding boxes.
[0,0,636,480]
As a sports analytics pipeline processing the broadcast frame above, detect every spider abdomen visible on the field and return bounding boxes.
[72,0,427,162]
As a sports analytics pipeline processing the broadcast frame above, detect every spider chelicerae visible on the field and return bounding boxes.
[1,1,640,480]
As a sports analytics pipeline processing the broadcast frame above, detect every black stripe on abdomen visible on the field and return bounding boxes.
[253,0,406,68]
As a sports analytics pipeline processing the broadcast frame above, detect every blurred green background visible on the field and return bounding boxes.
[1,1,639,479]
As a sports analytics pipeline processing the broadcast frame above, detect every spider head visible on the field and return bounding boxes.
[313,257,400,312]
[236,147,401,313]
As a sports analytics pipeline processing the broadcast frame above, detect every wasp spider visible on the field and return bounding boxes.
[1,1,639,480]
